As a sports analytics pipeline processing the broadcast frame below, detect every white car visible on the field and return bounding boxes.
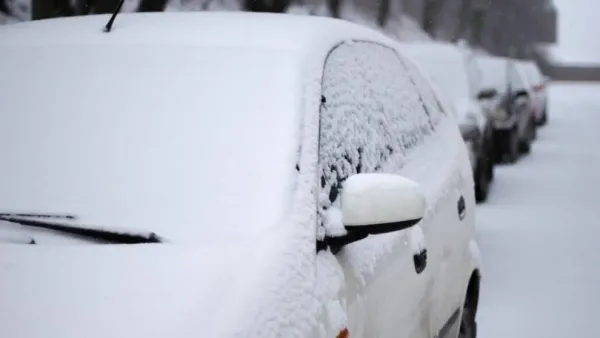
[521,60,549,125]
[0,12,482,338]
[399,42,496,203]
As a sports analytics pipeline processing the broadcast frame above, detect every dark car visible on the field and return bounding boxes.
[475,55,536,163]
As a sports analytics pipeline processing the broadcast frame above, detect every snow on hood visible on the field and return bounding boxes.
[0,238,279,338]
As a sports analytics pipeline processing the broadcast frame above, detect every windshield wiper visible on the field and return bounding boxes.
[0,214,163,244]
[0,213,76,220]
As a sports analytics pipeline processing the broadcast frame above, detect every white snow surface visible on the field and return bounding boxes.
[399,43,474,109]
[478,83,600,337]
[475,55,510,94]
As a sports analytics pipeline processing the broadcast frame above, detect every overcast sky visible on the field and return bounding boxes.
[552,0,600,63]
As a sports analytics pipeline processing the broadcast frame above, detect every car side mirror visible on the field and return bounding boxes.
[459,123,481,141]
[511,89,529,101]
[322,173,426,253]
[477,88,498,100]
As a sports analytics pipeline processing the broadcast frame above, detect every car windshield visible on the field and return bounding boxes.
[0,45,302,243]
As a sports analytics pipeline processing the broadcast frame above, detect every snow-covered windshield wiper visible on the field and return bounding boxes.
[0,213,164,244]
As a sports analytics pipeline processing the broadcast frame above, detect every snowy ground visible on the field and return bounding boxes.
[477,82,600,337]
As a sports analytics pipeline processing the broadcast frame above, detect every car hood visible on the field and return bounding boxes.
[0,242,274,338]
[453,97,486,131]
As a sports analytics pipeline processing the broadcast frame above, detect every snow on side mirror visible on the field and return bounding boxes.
[341,173,426,235]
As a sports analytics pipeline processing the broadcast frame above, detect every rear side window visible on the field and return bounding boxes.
[317,41,435,231]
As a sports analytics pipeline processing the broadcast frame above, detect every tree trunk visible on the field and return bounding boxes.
[94,0,120,13]
[137,0,169,12]
[243,0,290,12]
[327,0,341,18]
[455,0,472,41]
[377,0,389,27]
[0,0,10,15]
[422,0,443,35]
[32,0,74,20]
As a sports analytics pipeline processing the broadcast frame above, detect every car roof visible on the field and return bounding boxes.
[0,12,396,53]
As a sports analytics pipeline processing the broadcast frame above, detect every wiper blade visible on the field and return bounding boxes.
[0,215,163,244]
[0,213,76,220]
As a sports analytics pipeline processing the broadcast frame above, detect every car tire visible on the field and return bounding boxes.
[505,129,520,164]
[538,106,548,126]
[519,120,534,154]
[459,306,477,338]
[475,157,490,203]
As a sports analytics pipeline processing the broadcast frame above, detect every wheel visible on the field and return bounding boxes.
[475,158,490,203]
[505,129,520,163]
[459,306,477,338]
[519,120,534,154]
[538,106,548,126]
[530,118,537,141]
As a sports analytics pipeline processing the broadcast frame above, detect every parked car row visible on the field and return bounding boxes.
[399,41,550,203]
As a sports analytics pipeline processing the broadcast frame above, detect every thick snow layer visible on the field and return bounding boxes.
[399,43,474,107]
[477,83,600,337]
[475,55,510,94]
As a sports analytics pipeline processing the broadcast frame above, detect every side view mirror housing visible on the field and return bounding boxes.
[323,173,426,253]
[459,123,481,141]
[512,89,529,99]
[477,88,498,100]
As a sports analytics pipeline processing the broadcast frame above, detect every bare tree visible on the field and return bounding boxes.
[138,0,169,12]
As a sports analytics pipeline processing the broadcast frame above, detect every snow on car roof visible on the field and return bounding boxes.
[475,55,510,93]
[0,11,396,52]
[398,42,473,102]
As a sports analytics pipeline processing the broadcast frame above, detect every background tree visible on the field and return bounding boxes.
[243,0,290,12]
[138,0,169,12]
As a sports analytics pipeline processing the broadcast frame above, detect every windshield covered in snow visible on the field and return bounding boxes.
[0,45,302,243]
[401,44,473,103]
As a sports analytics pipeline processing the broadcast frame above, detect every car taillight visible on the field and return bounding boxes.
[336,328,349,338]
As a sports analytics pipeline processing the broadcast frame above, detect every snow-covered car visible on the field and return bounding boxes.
[399,41,496,203]
[476,56,536,163]
[521,60,549,126]
[0,12,482,338]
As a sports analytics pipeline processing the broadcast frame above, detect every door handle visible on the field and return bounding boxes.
[413,249,427,274]
[457,195,466,220]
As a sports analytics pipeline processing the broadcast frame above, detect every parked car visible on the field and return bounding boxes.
[521,60,549,126]
[475,55,536,163]
[399,41,496,202]
[0,12,482,338]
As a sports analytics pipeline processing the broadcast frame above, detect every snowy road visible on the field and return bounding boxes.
[477,83,600,337]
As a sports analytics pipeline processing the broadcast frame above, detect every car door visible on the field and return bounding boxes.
[402,54,478,337]
[317,40,450,338]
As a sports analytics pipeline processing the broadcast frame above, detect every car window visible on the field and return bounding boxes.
[508,63,528,91]
[317,41,435,232]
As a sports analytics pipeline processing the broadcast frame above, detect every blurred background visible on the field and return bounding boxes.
[0,0,581,79]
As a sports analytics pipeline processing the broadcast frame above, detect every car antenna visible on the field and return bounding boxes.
[104,0,125,33]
